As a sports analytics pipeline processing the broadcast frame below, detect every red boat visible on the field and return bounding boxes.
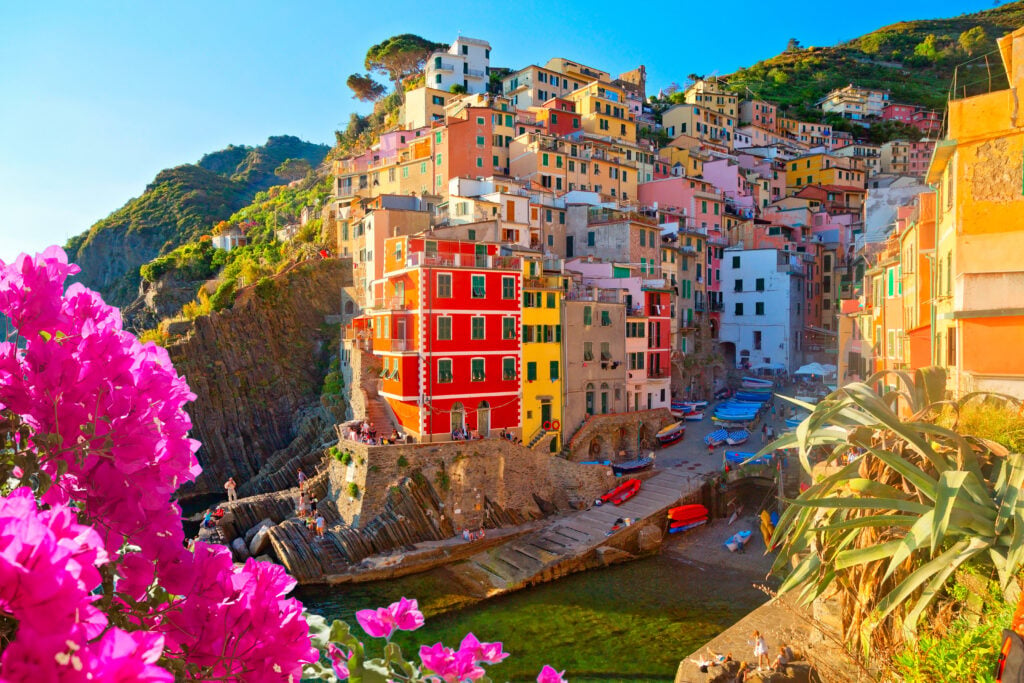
[599,478,641,506]
[667,503,709,523]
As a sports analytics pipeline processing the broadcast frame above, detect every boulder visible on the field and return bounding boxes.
[230,537,250,562]
[245,518,275,545]
[255,554,275,564]
[250,524,273,556]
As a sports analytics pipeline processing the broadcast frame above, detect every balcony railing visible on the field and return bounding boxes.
[403,252,522,270]
[648,368,670,378]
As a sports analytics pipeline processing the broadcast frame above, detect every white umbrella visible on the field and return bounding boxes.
[795,362,828,376]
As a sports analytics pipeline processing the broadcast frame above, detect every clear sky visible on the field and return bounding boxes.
[0,0,997,261]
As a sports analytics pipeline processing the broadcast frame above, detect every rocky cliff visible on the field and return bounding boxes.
[168,258,350,497]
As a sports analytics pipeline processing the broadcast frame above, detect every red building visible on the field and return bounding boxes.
[363,236,523,441]
[644,288,672,408]
[911,109,942,135]
[538,98,582,136]
[881,103,916,124]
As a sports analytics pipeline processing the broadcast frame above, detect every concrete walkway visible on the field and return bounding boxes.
[453,467,702,594]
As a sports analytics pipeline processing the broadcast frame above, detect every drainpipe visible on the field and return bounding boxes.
[930,186,939,367]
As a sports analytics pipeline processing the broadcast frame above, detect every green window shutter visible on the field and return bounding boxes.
[549,361,559,381]
[583,306,592,326]
[527,362,537,381]
[546,292,555,308]
[503,357,516,380]
[555,325,561,342]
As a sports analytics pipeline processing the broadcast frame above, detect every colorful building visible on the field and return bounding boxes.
[425,36,492,95]
[521,256,565,451]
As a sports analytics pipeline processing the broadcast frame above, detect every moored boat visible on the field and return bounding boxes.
[656,421,686,446]
[704,428,728,446]
[724,450,772,466]
[726,429,750,445]
[683,411,704,421]
[611,455,654,476]
[598,478,641,505]
[724,529,753,551]
[668,519,707,534]
[667,503,708,522]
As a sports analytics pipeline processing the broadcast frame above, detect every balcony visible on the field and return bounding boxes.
[710,302,724,312]
[648,368,670,379]
[434,61,456,73]
[466,68,487,79]
[402,252,522,271]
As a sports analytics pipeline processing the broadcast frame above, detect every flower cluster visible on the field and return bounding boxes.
[0,248,315,679]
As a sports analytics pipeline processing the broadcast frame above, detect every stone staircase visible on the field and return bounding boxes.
[363,394,399,433]
[452,468,699,593]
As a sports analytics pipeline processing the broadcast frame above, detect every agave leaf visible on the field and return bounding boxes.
[883,510,934,583]
[834,540,903,570]
[862,445,939,501]
[786,495,930,515]
[872,538,977,629]
[845,477,919,500]
[811,514,918,534]
[778,394,818,412]
[915,422,985,483]
[930,470,968,553]
[903,538,986,638]
[994,454,1024,534]
[916,366,947,407]
[778,553,822,595]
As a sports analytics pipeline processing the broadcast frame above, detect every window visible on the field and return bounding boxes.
[503,357,516,381]
[549,361,559,381]
[502,316,516,340]
[583,306,592,326]
[734,279,743,292]
[735,302,744,315]
[471,316,485,340]
[527,362,537,381]
[600,342,611,360]
[639,230,646,247]
[753,331,762,350]
[437,317,452,340]
[587,231,595,246]
[546,292,555,308]
[472,275,486,298]
[732,255,740,268]
[502,276,515,299]
[437,273,452,297]
[601,310,611,326]
[755,302,765,316]
[438,359,453,383]
[471,358,485,381]
[628,352,645,370]
[583,341,594,361]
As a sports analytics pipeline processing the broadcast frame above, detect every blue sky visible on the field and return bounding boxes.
[0,0,997,262]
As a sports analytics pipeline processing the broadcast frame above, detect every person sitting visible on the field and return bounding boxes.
[772,646,790,672]
[390,428,399,442]
[202,510,215,529]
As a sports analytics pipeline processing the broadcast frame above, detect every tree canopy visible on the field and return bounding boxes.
[274,158,313,182]
[347,72,387,101]
[364,34,447,86]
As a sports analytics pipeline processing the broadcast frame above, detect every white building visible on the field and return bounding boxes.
[819,84,890,120]
[719,247,805,372]
[424,37,491,94]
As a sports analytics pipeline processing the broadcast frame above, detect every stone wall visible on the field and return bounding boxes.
[328,437,616,530]
[169,259,351,496]
[563,408,675,461]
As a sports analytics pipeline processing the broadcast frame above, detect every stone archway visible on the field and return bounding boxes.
[638,423,653,450]
[719,341,737,369]
[588,436,604,459]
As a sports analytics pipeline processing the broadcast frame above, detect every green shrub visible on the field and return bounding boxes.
[209,278,236,311]
[254,276,276,301]
[340,452,352,466]
[347,482,359,499]
[397,455,408,468]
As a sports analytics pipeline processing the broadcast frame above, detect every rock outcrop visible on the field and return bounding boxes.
[169,259,350,497]
[122,273,209,332]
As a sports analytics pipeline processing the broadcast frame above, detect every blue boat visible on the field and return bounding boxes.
[735,392,772,403]
[726,430,750,445]
[704,428,728,446]
[725,529,753,551]
[725,450,772,466]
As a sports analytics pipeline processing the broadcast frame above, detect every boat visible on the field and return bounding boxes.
[598,478,641,505]
[742,376,774,387]
[683,411,704,421]
[704,428,728,446]
[785,415,806,429]
[673,399,708,411]
[725,450,772,466]
[713,412,757,423]
[735,392,772,403]
[724,529,753,552]
[726,429,750,445]
[667,503,708,523]
[668,519,707,534]
[656,421,686,446]
[611,455,654,476]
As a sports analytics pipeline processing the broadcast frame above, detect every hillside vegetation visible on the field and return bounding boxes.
[723,1,1024,112]
[65,135,330,307]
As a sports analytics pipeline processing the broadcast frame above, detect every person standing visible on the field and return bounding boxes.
[315,514,326,537]
[751,630,769,670]
[297,468,307,492]
[224,477,237,503]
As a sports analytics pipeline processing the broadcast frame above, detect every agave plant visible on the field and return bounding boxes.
[764,367,1023,654]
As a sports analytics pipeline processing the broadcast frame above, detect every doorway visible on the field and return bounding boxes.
[450,402,465,435]
[477,400,490,436]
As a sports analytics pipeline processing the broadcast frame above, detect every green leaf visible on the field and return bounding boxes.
[931,470,968,553]
[810,514,918,534]
[328,619,359,648]
[834,540,902,570]
[786,495,930,515]
[863,445,938,501]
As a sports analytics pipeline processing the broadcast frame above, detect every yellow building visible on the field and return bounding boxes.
[566,81,637,143]
[926,25,1024,398]
[661,103,734,148]
[521,256,565,451]
[658,144,705,178]
[683,78,738,117]
[786,152,865,193]
[509,132,640,202]
[402,86,453,129]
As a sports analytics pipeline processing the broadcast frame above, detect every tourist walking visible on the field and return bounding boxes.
[315,514,326,537]
[297,468,307,492]
[224,477,237,503]
[751,630,769,670]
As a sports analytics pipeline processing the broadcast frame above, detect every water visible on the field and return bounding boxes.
[296,554,768,681]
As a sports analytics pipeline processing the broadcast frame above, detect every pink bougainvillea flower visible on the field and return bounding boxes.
[419,643,485,683]
[389,596,425,631]
[328,643,351,680]
[356,606,396,639]
[458,633,509,665]
[537,664,568,683]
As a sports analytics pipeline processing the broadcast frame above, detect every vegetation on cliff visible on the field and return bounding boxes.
[720,1,1024,111]
[65,135,331,307]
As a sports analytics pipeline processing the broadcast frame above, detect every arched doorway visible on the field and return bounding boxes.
[476,400,490,437]
[585,383,595,415]
[638,423,652,449]
[450,402,465,435]
[719,341,737,369]
[589,436,604,459]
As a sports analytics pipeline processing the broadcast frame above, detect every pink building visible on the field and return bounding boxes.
[702,158,757,216]
[881,103,916,124]
[638,177,724,230]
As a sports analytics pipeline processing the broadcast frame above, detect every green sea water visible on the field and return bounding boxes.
[295,554,768,681]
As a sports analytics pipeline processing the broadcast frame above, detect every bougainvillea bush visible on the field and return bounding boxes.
[0,248,563,683]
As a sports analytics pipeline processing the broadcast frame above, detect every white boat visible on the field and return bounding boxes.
[683,411,704,421]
